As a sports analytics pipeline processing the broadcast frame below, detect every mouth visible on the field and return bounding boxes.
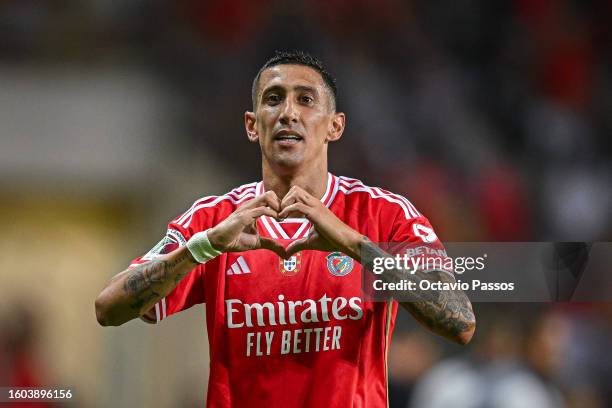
[274,130,304,146]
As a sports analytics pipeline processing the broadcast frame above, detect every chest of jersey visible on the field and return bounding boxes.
[216,245,366,355]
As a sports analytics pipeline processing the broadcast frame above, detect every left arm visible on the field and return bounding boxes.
[360,237,475,344]
[280,186,475,345]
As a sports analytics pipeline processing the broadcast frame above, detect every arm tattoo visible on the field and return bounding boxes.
[123,251,191,312]
[361,238,475,340]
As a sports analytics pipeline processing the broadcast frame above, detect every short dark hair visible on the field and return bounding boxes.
[251,50,338,111]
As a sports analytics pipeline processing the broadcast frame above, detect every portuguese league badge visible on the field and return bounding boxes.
[279,252,302,276]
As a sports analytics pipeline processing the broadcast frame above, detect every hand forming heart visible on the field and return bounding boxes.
[207,187,364,260]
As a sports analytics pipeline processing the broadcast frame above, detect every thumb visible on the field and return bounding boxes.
[285,237,312,258]
[259,237,288,259]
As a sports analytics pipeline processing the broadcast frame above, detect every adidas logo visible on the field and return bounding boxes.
[226,256,251,275]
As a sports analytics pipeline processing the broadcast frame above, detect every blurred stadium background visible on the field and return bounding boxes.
[0,0,611,407]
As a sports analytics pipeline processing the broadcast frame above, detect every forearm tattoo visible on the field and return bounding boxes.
[361,238,475,340]
[123,252,191,312]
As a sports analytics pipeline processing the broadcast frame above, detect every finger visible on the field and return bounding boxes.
[258,237,287,258]
[288,185,307,195]
[241,191,280,211]
[244,220,257,235]
[289,185,316,204]
[285,236,313,258]
[278,202,310,219]
[245,206,279,221]
[237,195,261,211]
[280,188,299,210]
[261,190,281,211]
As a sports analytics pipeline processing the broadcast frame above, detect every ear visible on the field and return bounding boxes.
[326,112,346,142]
[245,111,259,143]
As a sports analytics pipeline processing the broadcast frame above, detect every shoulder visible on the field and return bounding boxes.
[171,181,258,229]
[335,175,421,220]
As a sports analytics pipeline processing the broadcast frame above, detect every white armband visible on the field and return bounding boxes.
[186,229,222,264]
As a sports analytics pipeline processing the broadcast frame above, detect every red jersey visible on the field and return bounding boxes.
[130,173,446,408]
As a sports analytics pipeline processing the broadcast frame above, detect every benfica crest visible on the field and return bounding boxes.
[326,252,354,276]
[279,252,302,276]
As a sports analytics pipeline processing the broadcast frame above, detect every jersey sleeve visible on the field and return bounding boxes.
[385,200,455,278]
[128,217,206,324]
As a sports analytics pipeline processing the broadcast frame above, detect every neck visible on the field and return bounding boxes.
[262,160,329,200]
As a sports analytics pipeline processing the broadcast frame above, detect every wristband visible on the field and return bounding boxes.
[186,229,222,264]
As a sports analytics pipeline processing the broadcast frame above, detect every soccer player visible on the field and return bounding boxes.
[95,50,475,407]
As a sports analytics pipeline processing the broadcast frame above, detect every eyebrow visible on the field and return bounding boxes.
[261,84,319,98]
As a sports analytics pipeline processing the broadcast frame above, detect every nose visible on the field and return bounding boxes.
[279,98,299,125]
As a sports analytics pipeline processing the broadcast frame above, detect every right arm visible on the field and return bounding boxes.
[95,191,284,327]
[95,246,198,326]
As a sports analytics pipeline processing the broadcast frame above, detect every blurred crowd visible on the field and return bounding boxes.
[389,304,612,408]
[1,0,611,407]
[0,303,60,408]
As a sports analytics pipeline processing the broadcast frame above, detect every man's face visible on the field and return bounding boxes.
[245,64,345,170]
